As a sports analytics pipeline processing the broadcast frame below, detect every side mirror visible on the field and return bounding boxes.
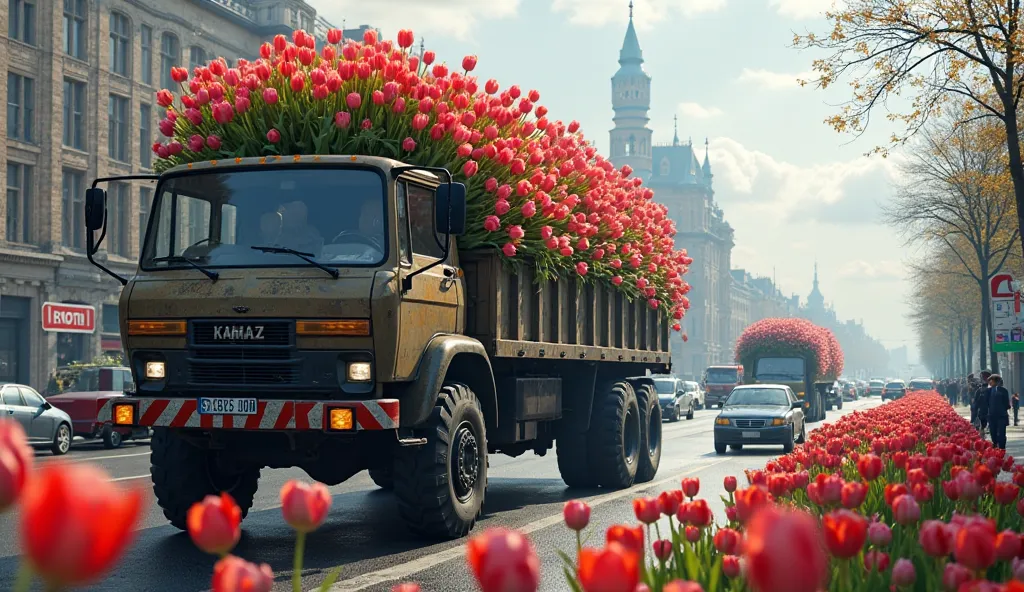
[41,401,52,410]
[436,183,467,236]
[85,187,107,232]
[791,401,803,409]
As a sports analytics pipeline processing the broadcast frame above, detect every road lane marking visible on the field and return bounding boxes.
[319,459,727,592]
[109,474,150,482]
[43,451,151,464]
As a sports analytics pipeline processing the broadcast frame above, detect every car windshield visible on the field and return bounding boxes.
[754,357,805,381]
[910,381,931,388]
[726,388,789,407]
[653,380,676,395]
[142,167,387,269]
[705,368,738,383]
[870,381,883,386]
[886,382,904,389]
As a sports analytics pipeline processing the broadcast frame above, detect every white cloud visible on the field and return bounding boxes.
[678,102,723,119]
[736,68,813,90]
[305,0,519,40]
[769,0,842,20]
[551,0,726,28]
[836,260,905,281]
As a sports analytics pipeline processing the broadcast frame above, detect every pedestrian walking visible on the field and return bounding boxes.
[973,370,991,436]
[988,375,1011,449]
[1013,392,1020,426]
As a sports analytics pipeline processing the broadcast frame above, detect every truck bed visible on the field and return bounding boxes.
[461,251,671,368]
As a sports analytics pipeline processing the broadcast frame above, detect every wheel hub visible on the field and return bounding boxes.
[452,423,479,501]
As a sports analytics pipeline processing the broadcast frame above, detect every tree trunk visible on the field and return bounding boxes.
[949,327,956,378]
[968,323,974,375]
[1002,106,1024,262]
[979,278,989,371]
[958,323,966,376]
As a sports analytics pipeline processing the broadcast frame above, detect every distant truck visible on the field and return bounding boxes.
[86,156,672,539]
[702,365,743,408]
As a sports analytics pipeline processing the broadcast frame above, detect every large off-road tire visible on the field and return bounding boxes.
[634,383,662,484]
[557,432,598,488]
[587,380,641,489]
[151,428,260,531]
[368,467,394,490]
[394,383,487,539]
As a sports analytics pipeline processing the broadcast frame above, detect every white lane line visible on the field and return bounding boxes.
[43,451,151,464]
[109,473,150,482]
[319,459,728,592]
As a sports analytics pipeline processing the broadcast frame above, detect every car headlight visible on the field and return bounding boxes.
[715,418,730,426]
[771,418,786,426]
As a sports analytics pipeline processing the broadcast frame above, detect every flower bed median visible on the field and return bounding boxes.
[4,390,1024,591]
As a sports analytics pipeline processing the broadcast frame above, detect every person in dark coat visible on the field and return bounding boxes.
[1012,392,1020,427]
[973,370,991,432]
[988,374,1011,449]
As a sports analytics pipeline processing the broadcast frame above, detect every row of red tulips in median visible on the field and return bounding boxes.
[2,390,1023,591]
[152,27,692,324]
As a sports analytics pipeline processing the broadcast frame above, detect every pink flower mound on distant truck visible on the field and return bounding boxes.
[734,318,844,378]
[151,28,692,325]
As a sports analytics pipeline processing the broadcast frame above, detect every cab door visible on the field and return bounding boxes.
[394,180,460,379]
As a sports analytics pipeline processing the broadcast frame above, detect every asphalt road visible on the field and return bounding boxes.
[0,397,884,592]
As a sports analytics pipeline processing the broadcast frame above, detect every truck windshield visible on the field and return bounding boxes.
[142,167,387,269]
[754,357,805,381]
[705,368,738,383]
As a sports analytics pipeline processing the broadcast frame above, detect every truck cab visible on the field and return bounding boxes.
[702,365,742,408]
[745,354,829,422]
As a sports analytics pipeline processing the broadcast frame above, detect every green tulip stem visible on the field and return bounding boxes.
[575,530,582,557]
[293,530,307,592]
[12,561,32,592]
[838,558,850,592]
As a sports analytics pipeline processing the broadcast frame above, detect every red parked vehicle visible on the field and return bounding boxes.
[44,365,150,449]
[702,365,744,408]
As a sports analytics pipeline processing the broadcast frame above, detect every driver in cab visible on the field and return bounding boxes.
[320,198,385,263]
[259,200,323,255]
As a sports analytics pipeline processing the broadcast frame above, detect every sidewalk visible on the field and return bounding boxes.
[954,404,1024,470]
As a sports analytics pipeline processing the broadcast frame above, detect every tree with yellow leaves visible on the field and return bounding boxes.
[795,0,1024,258]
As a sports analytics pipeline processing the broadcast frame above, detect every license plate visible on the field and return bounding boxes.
[742,431,761,438]
[198,397,258,415]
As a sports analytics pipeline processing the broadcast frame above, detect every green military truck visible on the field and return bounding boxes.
[86,156,671,539]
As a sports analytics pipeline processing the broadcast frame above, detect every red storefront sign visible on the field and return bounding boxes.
[41,302,96,334]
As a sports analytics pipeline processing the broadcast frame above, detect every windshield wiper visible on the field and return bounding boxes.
[150,255,219,281]
[250,246,339,278]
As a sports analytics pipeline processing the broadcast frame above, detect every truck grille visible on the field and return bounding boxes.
[734,419,767,429]
[188,320,297,386]
[190,364,298,385]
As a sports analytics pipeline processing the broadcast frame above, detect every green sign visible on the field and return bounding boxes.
[990,273,1024,352]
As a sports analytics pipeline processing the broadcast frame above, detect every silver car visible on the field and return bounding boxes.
[1,383,74,455]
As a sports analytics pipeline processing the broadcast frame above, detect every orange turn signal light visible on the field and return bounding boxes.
[297,320,370,336]
[327,407,354,431]
[113,404,135,425]
[128,320,187,336]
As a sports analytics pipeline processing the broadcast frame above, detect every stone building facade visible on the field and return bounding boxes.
[727,269,800,360]
[0,0,369,389]
[608,7,735,379]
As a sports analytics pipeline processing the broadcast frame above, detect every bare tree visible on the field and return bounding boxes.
[883,116,1018,371]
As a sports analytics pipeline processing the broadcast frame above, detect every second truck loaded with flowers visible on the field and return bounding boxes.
[77,28,690,540]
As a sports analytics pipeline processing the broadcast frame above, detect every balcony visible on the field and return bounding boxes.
[200,0,257,22]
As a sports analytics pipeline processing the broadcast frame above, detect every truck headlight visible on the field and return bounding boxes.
[347,362,372,382]
[145,361,166,379]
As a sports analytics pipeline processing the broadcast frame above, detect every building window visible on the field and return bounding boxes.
[189,46,206,70]
[160,33,180,90]
[109,12,131,77]
[63,0,87,59]
[140,25,153,85]
[62,79,86,150]
[102,304,119,334]
[62,169,85,249]
[108,182,129,256]
[5,162,32,243]
[8,0,36,45]
[108,94,129,161]
[140,103,152,168]
[660,157,670,176]
[139,186,152,252]
[290,7,298,25]
[6,73,34,143]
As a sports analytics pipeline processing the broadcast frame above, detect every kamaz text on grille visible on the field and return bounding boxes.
[213,326,265,340]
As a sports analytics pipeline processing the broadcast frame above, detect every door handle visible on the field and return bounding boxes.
[442,266,457,278]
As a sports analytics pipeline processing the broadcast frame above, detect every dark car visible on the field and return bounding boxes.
[907,378,933,392]
[652,376,694,422]
[713,385,806,454]
[882,380,906,401]
[868,379,885,397]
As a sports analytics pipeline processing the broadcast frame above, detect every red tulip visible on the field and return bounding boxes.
[657,490,681,516]
[892,495,921,525]
[396,29,414,49]
[652,539,672,562]
[464,160,479,178]
[722,554,741,578]
[955,519,996,571]
[684,525,700,543]
[678,499,713,528]
[734,486,773,523]
[564,500,590,531]
[187,493,242,555]
[156,88,174,107]
[0,418,32,512]
[502,243,517,257]
[466,528,540,592]
[463,55,478,72]
[713,528,741,554]
[266,129,280,143]
[20,463,144,587]
[822,509,867,558]
[280,480,331,533]
[996,529,1022,561]
[942,562,972,591]
[681,477,700,499]
[577,543,639,592]
[327,28,343,45]
[864,549,889,572]
[919,520,954,557]
[744,507,827,592]
[633,497,660,525]
[723,476,738,493]
[606,524,644,557]
[663,581,703,592]
[840,481,867,509]
[995,482,1020,505]
[884,483,908,507]
[206,135,222,150]
[576,262,589,276]
[211,555,273,592]
[891,558,916,587]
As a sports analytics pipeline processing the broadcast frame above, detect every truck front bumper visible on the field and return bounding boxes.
[98,397,399,432]
[714,425,792,445]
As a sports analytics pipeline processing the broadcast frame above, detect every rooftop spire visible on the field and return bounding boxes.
[629,0,634,18]
[673,115,680,146]
[618,1,643,65]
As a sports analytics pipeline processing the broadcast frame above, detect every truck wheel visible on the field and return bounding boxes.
[557,433,598,488]
[635,384,661,484]
[368,468,394,490]
[588,380,640,489]
[151,428,260,531]
[394,383,487,539]
[102,426,123,449]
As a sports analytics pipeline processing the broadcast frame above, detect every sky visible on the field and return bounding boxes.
[307,0,921,360]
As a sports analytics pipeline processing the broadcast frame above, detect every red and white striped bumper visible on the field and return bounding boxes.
[97,398,399,431]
